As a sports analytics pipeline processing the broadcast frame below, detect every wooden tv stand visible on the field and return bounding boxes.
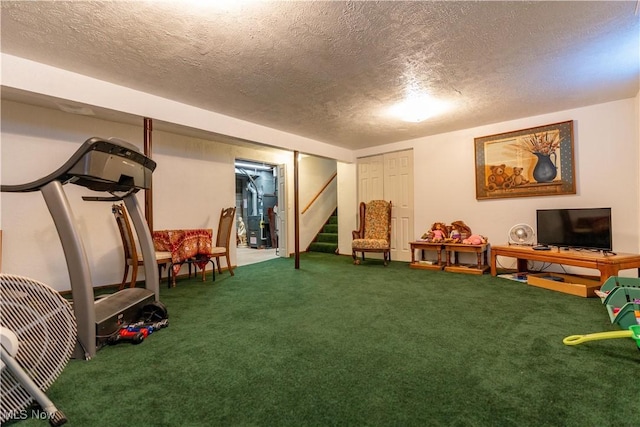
[490,244,640,284]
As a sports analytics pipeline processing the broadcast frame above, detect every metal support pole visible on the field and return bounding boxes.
[144,117,153,232]
[294,150,300,269]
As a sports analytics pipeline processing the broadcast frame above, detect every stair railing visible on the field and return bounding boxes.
[301,172,337,215]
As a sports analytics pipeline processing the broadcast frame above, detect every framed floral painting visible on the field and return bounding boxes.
[474,120,575,200]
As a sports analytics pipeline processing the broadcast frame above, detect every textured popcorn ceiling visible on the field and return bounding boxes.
[1,1,639,150]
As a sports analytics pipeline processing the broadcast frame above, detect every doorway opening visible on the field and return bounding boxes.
[235,159,279,266]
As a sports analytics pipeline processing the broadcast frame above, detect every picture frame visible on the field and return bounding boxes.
[474,120,575,200]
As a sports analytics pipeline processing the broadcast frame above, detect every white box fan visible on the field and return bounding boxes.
[1,274,76,426]
[508,223,535,246]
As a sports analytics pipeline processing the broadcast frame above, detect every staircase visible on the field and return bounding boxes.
[308,211,338,254]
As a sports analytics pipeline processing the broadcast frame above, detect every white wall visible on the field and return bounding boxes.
[151,129,293,230]
[1,101,149,290]
[1,54,354,163]
[637,91,640,251]
[356,98,640,274]
[3,96,639,285]
[0,100,293,290]
[337,162,357,256]
[298,155,337,250]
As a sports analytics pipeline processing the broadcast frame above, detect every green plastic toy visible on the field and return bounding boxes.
[563,324,640,349]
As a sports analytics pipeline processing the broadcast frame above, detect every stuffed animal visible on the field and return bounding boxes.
[487,164,512,191]
[509,167,529,186]
[462,234,488,245]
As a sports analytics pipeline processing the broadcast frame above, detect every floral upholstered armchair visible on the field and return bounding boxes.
[352,200,392,266]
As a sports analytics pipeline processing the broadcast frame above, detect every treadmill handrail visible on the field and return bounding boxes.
[82,188,138,203]
[1,137,156,193]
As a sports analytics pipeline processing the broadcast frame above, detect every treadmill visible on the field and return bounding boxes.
[1,137,164,359]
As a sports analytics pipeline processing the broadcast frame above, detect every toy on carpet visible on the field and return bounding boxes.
[563,324,640,350]
[107,318,169,345]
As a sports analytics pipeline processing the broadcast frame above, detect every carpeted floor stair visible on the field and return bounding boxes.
[308,210,338,254]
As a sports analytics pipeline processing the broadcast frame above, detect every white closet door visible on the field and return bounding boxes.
[277,164,288,257]
[384,150,414,263]
[356,151,414,263]
[357,155,384,204]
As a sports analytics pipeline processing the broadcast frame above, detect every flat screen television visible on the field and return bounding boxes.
[536,208,612,251]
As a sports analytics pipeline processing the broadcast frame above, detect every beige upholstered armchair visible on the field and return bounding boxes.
[351,200,392,266]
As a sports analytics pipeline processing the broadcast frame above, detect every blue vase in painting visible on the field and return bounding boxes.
[532,152,557,183]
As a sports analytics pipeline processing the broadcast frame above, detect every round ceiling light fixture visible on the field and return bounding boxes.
[387,93,451,123]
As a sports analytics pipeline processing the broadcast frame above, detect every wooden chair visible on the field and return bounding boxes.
[194,207,237,280]
[210,207,236,276]
[112,204,173,289]
[352,200,392,266]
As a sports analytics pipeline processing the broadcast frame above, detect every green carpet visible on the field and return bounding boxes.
[10,253,639,426]
[308,213,338,254]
